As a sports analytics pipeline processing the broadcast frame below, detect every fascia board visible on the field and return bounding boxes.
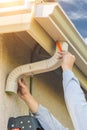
[34,3,87,76]
[0,14,31,26]
[0,13,31,33]
[0,23,30,33]
[0,0,25,8]
[0,1,33,33]
[0,9,31,17]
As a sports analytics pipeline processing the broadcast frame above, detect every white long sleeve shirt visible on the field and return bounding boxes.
[35,70,87,130]
[63,70,87,130]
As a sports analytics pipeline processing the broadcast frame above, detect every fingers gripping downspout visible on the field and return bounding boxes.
[5,42,68,94]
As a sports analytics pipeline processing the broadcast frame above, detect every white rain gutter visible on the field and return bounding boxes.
[34,3,87,77]
[5,42,68,94]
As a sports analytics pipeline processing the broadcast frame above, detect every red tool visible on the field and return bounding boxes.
[56,41,62,52]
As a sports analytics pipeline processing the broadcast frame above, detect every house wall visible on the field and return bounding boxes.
[0,33,74,130]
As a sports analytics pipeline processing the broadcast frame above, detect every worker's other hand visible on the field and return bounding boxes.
[17,78,30,100]
[61,52,75,71]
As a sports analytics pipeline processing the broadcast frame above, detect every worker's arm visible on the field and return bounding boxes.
[17,79,39,113]
[61,52,87,130]
[17,79,68,130]
[34,104,68,130]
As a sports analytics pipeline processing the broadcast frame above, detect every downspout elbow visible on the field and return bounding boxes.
[5,42,68,94]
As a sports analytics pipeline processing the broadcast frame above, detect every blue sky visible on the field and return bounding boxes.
[58,0,87,45]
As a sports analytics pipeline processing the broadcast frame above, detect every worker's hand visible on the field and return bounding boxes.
[17,78,39,113]
[17,78,30,101]
[61,52,76,71]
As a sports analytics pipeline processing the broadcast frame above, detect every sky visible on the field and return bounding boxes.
[58,0,87,45]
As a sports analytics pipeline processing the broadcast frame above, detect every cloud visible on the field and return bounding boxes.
[68,11,87,20]
[59,0,87,20]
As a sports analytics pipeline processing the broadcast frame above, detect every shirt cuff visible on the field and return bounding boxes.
[34,104,47,116]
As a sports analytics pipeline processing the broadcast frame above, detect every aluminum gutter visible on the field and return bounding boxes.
[34,2,87,77]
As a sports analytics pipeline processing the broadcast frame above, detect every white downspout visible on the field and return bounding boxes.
[5,42,68,94]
